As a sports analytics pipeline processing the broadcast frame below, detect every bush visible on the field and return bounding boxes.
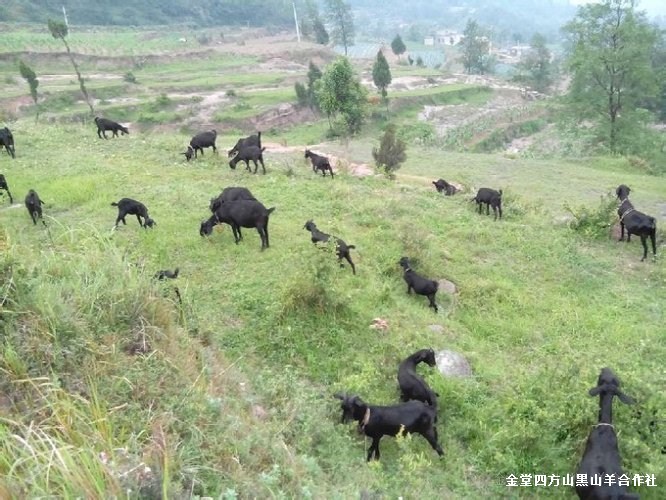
[564,192,617,239]
[225,89,237,98]
[123,71,137,84]
[294,82,308,107]
[372,124,407,178]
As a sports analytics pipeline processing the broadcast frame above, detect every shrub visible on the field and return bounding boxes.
[225,89,237,98]
[372,124,407,178]
[564,192,617,239]
[294,82,308,107]
[123,71,137,84]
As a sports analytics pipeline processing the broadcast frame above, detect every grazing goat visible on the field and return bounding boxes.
[24,189,44,225]
[398,348,439,407]
[111,198,155,229]
[472,188,503,220]
[432,179,457,196]
[398,257,439,313]
[303,220,356,274]
[0,127,15,158]
[189,130,217,158]
[616,184,657,262]
[228,131,262,158]
[154,268,179,280]
[575,368,638,500]
[182,146,194,161]
[94,117,129,139]
[0,174,13,203]
[229,146,266,174]
[200,199,275,250]
[209,186,256,213]
[304,149,334,178]
[334,393,443,461]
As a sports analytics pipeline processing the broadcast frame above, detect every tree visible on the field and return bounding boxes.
[513,33,555,93]
[372,124,406,178]
[47,19,94,115]
[18,60,40,120]
[391,34,406,61]
[302,0,329,45]
[316,57,367,135]
[372,50,392,110]
[325,0,354,56]
[307,61,323,110]
[459,19,490,74]
[562,0,659,153]
[313,19,329,45]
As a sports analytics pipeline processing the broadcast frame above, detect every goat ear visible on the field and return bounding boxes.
[588,386,603,397]
[617,391,635,405]
[333,392,345,401]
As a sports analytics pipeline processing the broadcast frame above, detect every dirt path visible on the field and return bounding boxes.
[263,142,374,177]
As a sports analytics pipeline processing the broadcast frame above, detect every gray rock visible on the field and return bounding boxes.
[438,278,457,294]
[428,324,445,333]
[435,350,472,378]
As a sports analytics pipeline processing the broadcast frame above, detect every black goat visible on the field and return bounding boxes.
[189,130,217,158]
[616,184,657,262]
[472,188,503,220]
[303,220,356,274]
[94,117,129,139]
[0,127,15,158]
[154,268,179,280]
[111,198,155,229]
[182,146,194,161]
[398,257,438,313]
[24,189,44,225]
[209,186,256,213]
[575,368,638,500]
[398,348,439,407]
[200,199,275,250]
[334,394,443,461]
[0,173,13,203]
[304,149,334,178]
[228,131,262,158]
[229,146,266,174]
[432,179,457,196]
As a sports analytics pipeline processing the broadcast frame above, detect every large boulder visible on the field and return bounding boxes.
[435,350,472,378]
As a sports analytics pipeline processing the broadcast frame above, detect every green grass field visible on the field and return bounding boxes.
[0,24,665,499]
[0,120,664,498]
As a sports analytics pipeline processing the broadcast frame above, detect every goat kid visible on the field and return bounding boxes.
[304,149,334,178]
[24,189,44,225]
[154,268,179,280]
[432,179,457,196]
[189,130,217,158]
[304,220,356,274]
[575,368,638,500]
[94,117,129,139]
[398,348,439,408]
[615,184,657,262]
[472,188,503,220]
[399,257,439,313]
[334,393,443,461]
[0,173,14,203]
[111,198,155,229]
[0,127,15,158]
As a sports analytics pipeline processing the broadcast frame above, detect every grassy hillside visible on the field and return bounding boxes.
[0,122,664,498]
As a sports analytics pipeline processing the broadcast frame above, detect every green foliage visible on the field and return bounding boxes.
[306,61,323,110]
[372,50,392,100]
[313,19,330,45]
[18,59,39,109]
[372,123,407,177]
[294,81,308,107]
[123,71,137,84]
[459,19,491,74]
[416,56,424,67]
[473,118,547,153]
[325,0,355,56]
[316,57,367,135]
[302,0,329,45]
[513,33,555,93]
[562,0,661,154]
[47,18,68,40]
[564,192,618,239]
[391,34,406,59]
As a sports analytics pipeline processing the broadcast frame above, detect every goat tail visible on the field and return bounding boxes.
[266,207,276,215]
[499,189,503,197]
[257,130,262,149]
[348,245,356,249]
[261,147,266,152]
[111,202,119,206]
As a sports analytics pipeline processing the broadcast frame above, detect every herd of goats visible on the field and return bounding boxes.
[0,116,660,498]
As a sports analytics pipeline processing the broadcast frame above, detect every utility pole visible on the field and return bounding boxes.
[293,2,301,43]
[62,5,69,28]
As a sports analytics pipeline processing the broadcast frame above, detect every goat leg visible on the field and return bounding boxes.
[619,222,625,241]
[640,235,648,262]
